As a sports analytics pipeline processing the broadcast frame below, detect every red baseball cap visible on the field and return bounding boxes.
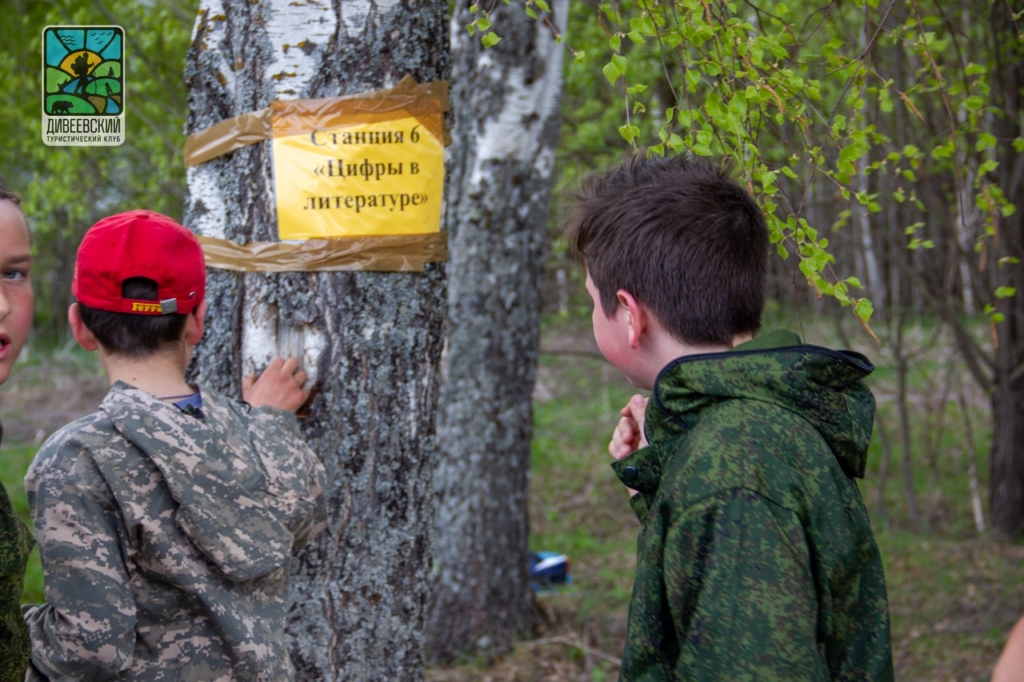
[72,210,206,316]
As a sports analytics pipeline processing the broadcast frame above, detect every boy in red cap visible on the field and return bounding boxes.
[22,210,327,680]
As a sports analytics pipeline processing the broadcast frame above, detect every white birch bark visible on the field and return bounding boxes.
[184,1,450,678]
[427,0,567,662]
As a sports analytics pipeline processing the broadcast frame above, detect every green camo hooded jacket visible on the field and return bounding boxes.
[610,330,894,681]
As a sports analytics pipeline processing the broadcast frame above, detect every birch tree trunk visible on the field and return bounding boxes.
[427,1,566,662]
[183,1,449,679]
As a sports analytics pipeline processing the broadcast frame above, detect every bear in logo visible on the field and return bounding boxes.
[50,100,73,114]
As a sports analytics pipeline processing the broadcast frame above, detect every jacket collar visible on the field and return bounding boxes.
[620,330,875,491]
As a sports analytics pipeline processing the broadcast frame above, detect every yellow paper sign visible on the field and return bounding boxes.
[272,115,444,240]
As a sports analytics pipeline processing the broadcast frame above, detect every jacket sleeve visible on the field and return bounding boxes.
[0,488,32,682]
[23,443,136,680]
[248,407,328,548]
[628,493,649,521]
[662,487,827,680]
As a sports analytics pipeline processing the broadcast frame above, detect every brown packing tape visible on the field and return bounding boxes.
[183,108,272,168]
[198,233,448,272]
[183,76,450,168]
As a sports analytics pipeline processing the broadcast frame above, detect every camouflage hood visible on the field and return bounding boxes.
[646,329,876,479]
[24,382,326,680]
[99,382,319,581]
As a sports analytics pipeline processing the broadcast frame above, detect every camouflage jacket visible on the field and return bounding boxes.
[0,419,33,682]
[610,330,894,681]
[23,382,328,681]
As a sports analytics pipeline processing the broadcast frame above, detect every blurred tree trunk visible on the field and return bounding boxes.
[983,0,1024,535]
[427,0,567,663]
[918,0,1024,536]
[184,1,449,679]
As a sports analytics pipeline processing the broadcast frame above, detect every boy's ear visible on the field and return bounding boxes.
[616,289,648,349]
[183,299,207,347]
[67,303,99,351]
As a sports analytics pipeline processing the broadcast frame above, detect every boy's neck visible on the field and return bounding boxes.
[99,346,195,400]
[639,329,753,390]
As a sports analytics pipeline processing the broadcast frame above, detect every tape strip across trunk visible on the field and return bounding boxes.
[184,76,449,272]
[183,76,450,168]
[197,234,448,272]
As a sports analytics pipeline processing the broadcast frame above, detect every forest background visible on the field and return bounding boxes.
[0,0,1022,679]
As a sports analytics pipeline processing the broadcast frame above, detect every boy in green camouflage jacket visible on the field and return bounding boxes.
[23,210,327,680]
[564,152,894,681]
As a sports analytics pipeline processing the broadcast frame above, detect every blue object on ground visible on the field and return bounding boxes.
[530,551,572,591]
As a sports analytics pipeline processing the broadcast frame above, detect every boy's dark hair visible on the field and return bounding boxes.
[563,151,769,346]
[0,171,22,205]
[78,278,188,358]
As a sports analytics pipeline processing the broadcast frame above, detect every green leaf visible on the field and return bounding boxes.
[534,0,550,11]
[618,124,640,144]
[609,35,621,52]
[481,32,501,47]
[854,298,874,324]
[977,160,999,176]
[963,95,985,111]
[995,286,1017,299]
[477,15,492,31]
[976,132,997,151]
[930,141,955,160]
[1014,138,1024,153]
[603,60,622,84]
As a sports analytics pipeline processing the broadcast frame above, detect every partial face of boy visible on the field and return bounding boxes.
[0,199,32,385]
[586,271,652,388]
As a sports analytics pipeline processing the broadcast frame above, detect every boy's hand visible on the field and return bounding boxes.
[243,357,309,412]
[609,394,648,460]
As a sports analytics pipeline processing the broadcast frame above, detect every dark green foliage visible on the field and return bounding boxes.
[0,0,193,339]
